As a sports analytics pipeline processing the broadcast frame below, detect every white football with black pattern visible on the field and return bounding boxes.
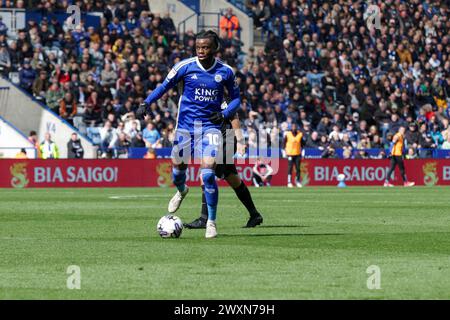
[157,215,183,238]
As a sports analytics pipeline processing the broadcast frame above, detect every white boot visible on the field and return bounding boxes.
[205,220,218,239]
[168,186,189,213]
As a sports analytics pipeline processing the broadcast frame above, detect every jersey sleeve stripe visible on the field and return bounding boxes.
[173,57,196,72]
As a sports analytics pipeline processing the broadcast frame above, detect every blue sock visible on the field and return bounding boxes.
[172,167,186,192]
[207,205,217,222]
[202,168,218,221]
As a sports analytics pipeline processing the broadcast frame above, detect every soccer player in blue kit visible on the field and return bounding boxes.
[140,30,241,238]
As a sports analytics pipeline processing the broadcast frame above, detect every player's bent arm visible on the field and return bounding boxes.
[223,96,241,119]
[143,82,172,105]
[143,65,185,105]
[222,70,241,119]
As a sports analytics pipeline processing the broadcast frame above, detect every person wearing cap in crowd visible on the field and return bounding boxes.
[405,122,420,149]
[418,131,437,158]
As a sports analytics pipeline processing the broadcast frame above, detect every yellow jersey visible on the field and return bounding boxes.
[391,133,404,156]
[285,131,303,156]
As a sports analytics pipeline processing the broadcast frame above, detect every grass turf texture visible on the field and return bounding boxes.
[1,187,450,300]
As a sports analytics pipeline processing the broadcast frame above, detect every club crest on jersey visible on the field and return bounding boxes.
[214,74,222,83]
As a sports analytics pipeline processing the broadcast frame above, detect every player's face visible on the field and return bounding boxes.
[196,38,215,61]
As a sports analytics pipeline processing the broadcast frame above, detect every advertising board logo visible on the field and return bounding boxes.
[423,162,438,186]
[157,162,172,187]
[10,162,29,188]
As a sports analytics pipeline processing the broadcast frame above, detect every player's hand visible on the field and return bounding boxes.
[209,112,224,125]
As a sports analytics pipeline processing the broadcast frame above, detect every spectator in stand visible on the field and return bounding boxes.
[144,147,157,159]
[45,83,64,114]
[442,135,450,150]
[419,133,437,158]
[59,92,78,125]
[0,43,11,76]
[252,0,270,30]
[321,145,338,159]
[220,8,240,39]
[40,132,59,159]
[15,148,28,159]
[84,91,102,124]
[100,63,118,87]
[405,122,420,149]
[142,122,160,148]
[406,147,418,160]
[115,132,130,158]
[67,133,84,159]
[305,131,320,148]
[32,70,49,101]
[0,16,7,35]
[131,132,146,148]
[19,58,36,93]
[27,130,41,158]
[99,121,117,158]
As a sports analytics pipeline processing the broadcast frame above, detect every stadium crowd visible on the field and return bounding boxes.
[0,0,449,159]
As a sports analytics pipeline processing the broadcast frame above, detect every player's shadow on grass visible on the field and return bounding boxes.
[258,225,309,228]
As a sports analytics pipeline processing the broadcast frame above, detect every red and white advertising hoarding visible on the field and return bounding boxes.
[1,159,449,188]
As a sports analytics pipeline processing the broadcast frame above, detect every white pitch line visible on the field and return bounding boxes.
[108,195,169,199]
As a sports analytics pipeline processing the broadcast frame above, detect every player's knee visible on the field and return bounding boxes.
[226,174,241,188]
[201,168,216,186]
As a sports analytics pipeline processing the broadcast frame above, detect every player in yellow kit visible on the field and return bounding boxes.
[284,123,304,188]
[384,126,415,187]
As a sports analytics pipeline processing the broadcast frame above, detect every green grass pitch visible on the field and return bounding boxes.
[1,187,450,299]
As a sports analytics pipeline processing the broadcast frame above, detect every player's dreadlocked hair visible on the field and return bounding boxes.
[195,30,221,53]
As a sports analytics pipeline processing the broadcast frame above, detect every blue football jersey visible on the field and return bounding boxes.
[144,57,240,133]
